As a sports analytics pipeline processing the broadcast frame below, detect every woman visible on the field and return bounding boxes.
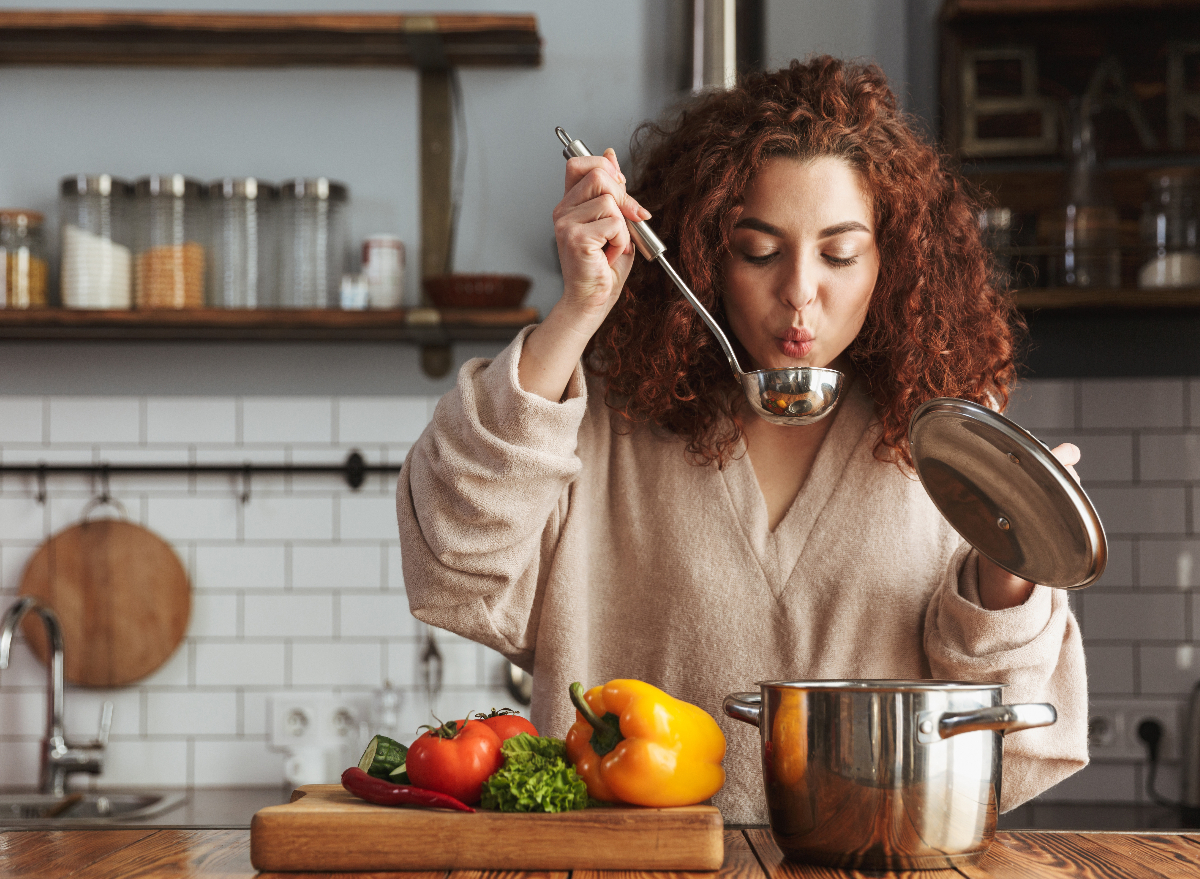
[397,57,1087,823]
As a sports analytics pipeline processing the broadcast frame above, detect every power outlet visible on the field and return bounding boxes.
[269,697,321,748]
[1088,699,1182,761]
[270,696,366,750]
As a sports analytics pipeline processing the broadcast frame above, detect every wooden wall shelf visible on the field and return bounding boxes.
[0,307,539,343]
[0,11,541,67]
[1014,287,1200,309]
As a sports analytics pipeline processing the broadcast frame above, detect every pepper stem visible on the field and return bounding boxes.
[569,682,624,757]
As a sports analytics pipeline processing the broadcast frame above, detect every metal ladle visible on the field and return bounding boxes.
[556,127,844,426]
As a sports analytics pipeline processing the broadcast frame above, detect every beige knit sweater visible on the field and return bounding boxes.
[397,328,1088,824]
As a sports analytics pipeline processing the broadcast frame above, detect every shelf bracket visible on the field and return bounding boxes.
[407,18,455,379]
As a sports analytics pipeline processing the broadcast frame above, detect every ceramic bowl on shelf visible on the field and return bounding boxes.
[422,274,530,309]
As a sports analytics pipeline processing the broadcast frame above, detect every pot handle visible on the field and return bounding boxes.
[917,703,1056,744]
[723,692,762,727]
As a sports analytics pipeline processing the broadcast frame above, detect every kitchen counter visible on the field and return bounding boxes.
[1,826,1197,878]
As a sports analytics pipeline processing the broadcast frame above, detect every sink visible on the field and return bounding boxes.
[0,790,188,823]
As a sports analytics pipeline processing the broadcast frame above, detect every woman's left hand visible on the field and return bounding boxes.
[976,443,1080,610]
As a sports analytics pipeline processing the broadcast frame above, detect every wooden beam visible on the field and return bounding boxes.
[0,11,541,67]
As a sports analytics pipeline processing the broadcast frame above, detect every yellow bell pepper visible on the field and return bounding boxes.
[565,679,726,807]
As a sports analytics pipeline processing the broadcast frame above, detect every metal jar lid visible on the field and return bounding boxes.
[279,178,348,201]
[909,397,1107,589]
[60,174,133,197]
[0,209,44,229]
[208,177,278,200]
[134,174,206,198]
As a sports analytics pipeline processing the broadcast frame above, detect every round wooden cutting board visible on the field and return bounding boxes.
[18,518,191,687]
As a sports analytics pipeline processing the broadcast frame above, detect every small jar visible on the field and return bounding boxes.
[1138,171,1200,288]
[0,210,48,308]
[209,177,278,308]
[133,174,208,309]
[362,234,405,308]
[59,174,133,309]
[278,178,349,308]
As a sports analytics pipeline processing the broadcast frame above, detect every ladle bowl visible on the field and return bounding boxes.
[743,366,844,426]
[556,127,845,427]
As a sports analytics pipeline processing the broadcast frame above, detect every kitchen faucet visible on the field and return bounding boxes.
[0,597,112,797]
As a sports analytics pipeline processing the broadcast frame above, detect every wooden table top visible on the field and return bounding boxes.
[1,826,1199,878]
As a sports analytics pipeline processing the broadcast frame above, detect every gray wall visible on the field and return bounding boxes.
[0,0,939,395]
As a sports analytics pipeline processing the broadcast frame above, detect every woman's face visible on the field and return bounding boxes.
[722,155,879,373]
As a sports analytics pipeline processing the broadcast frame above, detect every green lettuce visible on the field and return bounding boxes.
[480,733,588,813]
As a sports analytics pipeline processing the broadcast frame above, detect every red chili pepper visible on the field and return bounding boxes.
[340,766,475,813]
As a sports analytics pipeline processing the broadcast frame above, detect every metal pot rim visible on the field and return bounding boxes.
[755,679,1005,692]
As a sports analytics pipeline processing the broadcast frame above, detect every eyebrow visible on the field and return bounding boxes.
[733,216,872,238]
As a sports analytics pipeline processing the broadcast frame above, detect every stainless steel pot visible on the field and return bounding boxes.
[723,680,1056,870]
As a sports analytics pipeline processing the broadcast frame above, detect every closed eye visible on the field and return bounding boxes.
[824,253,859,267]
[741,251,778,266]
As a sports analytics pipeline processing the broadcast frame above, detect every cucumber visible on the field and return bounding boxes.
[358,734,408,779]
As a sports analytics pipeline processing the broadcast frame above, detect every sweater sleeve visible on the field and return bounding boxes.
[396,327,588,670]
[924,545,1088,811]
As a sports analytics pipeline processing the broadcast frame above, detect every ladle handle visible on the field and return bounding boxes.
[554,126,745,377]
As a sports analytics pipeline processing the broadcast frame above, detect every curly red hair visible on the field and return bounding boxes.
[586,56,1022,467]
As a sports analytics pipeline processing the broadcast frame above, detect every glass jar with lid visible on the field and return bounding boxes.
[278,178,349,308]
[0,210,48,308]
[133,174,208,309]
[59,174,133,309]
[1138,170,1200,288]
[209,177,278,308]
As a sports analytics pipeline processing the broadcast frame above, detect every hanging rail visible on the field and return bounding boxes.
[3,451,399,499]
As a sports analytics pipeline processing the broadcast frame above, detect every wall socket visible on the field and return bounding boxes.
[1088,699,1182,761]
[269,696,368,749]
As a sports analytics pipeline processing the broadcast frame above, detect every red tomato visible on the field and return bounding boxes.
[477,711,538,742]
[406,718,503,805]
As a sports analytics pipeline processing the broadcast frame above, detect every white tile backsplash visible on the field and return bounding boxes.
[0,496,47,541]
[0,397,44,443]
[242,398,334,444]
[1006,380,1076,430]
[195,642,286,687]
[2,379,1197,803]
[194,544,287,591]
[147,496,241,541]
[146,397,238,444]
[1085,487,1187,535]
[1140,433,1200,482]
[190,592,239,638]
[1138,539,1200,589]
[1138,644,1200,695]
[292,545,382,591]
[1081,378,1185,430]
[340,592,419,639]
[1084,644,1135,694]
[48,397,142,444]
[1038,762,1137,803]
[338,397,428,444]
[1080,593,1187,641]
[243,594,332,638]
[291,641,383,687]
[101,739,190,787]
[243,495,334,541]
[147,691,239,736]
[193,739,284,786]
[339,494,403,541]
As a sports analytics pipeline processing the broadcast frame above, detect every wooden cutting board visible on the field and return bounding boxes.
[19,518,190,687]
[249,785,725,872]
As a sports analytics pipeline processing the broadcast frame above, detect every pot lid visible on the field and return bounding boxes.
[909,397,1106,589]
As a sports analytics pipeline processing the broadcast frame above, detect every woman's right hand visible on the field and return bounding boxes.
[552,149,651,330]
[519,148,651,402]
